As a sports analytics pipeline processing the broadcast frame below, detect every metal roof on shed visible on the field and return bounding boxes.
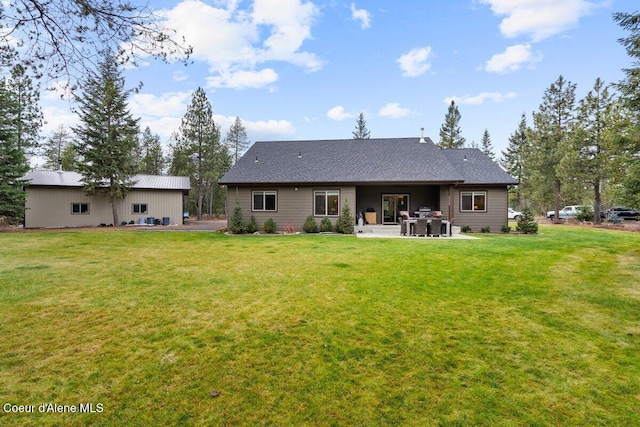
[23,171,191,191]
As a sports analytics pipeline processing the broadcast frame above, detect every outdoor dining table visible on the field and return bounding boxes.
[403,218,450,236]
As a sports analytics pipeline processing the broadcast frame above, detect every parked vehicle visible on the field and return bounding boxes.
[546,205,586,220]
[607,206,639,220]
[508,208,522,221]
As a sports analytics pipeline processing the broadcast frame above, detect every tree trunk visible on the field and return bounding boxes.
[594,180,601,225]
[111,196,120,226]
[554,178,562,223]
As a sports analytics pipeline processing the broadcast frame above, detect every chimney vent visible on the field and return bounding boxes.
[419,128,425,143]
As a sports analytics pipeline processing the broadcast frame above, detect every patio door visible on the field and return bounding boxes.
[382,194,409,224]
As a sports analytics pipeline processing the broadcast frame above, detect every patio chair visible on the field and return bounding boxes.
[400,220,407,235]
[429,218,442,237]
[415,218,428,236]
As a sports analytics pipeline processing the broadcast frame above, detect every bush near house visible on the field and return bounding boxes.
[320,217,333,232]
[263,218,276,234]
[303,216,318,233]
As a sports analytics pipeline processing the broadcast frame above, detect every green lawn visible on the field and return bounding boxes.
[0,226,639,426]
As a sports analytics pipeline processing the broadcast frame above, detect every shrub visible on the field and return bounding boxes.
[246,216,258,233]
[516,208,538,234]
[228,202,246,234]
[501,225,511,233]
[263,218,276,234]
[334,200,355,234]
[303,216,318,233]
[320,217,333,232]
[283,224,297,234]
[576,207,594,222]
[461,225,472,233]
[481,226,491,233]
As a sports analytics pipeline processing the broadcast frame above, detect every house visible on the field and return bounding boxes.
[22,170,190,228]
[219,137,518,232]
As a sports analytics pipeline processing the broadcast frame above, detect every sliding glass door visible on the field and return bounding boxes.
[382,194,409,224]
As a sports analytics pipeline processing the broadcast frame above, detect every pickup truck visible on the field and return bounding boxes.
[546,205,586,220]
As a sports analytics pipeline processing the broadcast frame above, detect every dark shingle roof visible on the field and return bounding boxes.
[23,170,191,191]
[219,137,517,186]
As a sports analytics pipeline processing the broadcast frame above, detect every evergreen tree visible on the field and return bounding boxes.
[528,75,576,221]
[225,117,249,164]
[173,87,231,219]
[480,129,495,160]
[501,113,529,210]
[6,63,43,157]
[41,125,75,170]
[138,126,166,175]
[73,53,140,226]
[0,79,29,224]
[438,100,466,148]
[561,78,625,224]
[614,11,640,207]
[352,112,371,139]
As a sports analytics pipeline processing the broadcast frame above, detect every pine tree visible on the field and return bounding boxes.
[561,78,626,224]
[501,113,529,210]
[480,129,495,160]
[0,79,29,224]
[6,63,43,158]
[352,112,371,139]
[225,117,249,164]
[73,53,140,226]
[138,126,166,175]
[438,100,466,148]
[614,11,640,208]
[41,125,75,170]
[174,87,231,219]
[528,75,576,222]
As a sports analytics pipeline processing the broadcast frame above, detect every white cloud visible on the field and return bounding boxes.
[397,46,433,77]
[478,0,601,42]
[207,68,278,89]
[130,92,192,119]
[160,0,323,90]
[327,105,354,121]
[245,119,296,136]
[350,3,371,29]
[484,44,542,73]
[378,102,415,118]
[444,92,517,105]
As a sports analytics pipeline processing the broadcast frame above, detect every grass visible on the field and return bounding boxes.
[0,226,639,426]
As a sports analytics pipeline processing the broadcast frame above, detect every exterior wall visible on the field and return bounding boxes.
[25,187,185,228]
[227,185,356,231]
[451,186,508,232]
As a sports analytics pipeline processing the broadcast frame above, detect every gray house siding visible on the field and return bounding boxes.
[228,185,356,231]
[452,186,509,232]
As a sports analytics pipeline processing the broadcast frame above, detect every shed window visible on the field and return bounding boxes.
[132,203,148,215]
[461,192,486,212]
[315,190,339,216]
[71,203,90,215]
[253,191,277,211]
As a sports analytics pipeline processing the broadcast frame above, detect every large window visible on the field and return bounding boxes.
[315,190,339,216]
[132,203,148,215]
[71,203,90,215]
[253,191,277,211]
[461,191,486,212]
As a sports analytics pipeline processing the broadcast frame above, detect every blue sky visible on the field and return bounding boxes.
[41,0,635,162]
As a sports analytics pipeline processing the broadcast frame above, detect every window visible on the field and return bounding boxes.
[461,192,486,212]
[315,190,339,216]
[253,191,277,211]
[71,203,90,215]
[132,203,148,215]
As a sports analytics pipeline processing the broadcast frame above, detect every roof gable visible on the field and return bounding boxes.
[220,137,517,186]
